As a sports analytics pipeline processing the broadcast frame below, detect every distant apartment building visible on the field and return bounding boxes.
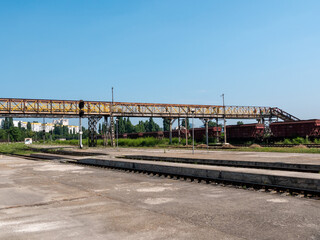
[1,118,79,134]
[52,119,69,126]
[13,121,27,129]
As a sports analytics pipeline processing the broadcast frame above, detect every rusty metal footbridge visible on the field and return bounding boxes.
[0,98,299,146]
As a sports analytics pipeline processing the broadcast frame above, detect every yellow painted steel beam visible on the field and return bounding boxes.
[0,98,296,120]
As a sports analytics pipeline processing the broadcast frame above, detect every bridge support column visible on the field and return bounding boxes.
[178,118,181,144]
[169,119,176,144]
[88,116,101,147]
[201,118,210,149]
[216,118,219,143]
[104,116,109,146]
[110,116,115,147]
[185,117,188,146]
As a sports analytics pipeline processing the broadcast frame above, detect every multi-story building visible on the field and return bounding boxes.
[52,119,69,126]
[0,118,79,134]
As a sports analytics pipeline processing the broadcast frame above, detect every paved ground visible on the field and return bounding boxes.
[0,154,320,240]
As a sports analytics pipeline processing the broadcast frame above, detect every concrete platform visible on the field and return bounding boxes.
[0,155,319,240]
[114,148,320,165]
[77,158,320,193]
[121,155,320,172]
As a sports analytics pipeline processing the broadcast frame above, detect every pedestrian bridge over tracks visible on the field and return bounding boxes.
[0,98,300,147]
[0,98,299,121]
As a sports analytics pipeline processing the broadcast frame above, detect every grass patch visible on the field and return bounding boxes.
[0,143,35,155]
[45,137,195,148]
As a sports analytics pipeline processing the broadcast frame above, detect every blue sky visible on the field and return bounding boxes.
[1,0,320,126]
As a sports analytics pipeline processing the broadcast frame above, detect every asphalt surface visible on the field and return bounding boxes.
[0,154,319,240]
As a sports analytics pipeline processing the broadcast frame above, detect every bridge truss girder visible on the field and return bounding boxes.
[0,98,298,121]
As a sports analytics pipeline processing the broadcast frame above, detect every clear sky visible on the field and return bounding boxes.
[1,0,320,123]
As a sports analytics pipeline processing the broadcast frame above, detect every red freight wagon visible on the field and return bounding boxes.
[143,131,164,138]
[164,127,221,141]
[163,129,186,138]
[270,120,320,138]
[125,132,144,139]
[190,127,222,141]
[226,124,265,140]
[120,127,221,141]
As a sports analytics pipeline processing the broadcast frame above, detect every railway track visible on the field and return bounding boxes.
[4,152,319,198]
[69,159,320,198]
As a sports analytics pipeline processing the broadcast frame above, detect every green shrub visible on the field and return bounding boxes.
[314,138,320,144]
[292,137,306,145]
[283,138,292,144]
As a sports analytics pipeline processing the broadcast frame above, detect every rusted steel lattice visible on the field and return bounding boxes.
[88,116,101,147]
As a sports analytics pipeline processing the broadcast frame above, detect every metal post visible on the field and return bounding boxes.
[216,118,219,143]
[43,117,45,143]
[116,118,119,150]
[178,118,181,144]
[205,119,209,149]
[104,116,108,147]
[185,117,188,146]
[112,87,114,104]
[222,94,227,144]
[191,110,195,154]
[79,117,83,149]
[110,87,115,147]
[169,119,172,144]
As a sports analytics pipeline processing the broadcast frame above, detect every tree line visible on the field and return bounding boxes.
[98,117,220,135]
[0,117,223,142]
[0,117,79,142]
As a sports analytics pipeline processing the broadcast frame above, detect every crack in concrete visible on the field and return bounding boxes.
[0,196,90,210]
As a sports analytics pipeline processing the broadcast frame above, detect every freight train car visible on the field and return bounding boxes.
[163,127,221,142]
[226,124,265,141]
[118,127,221,142]
[189,127,221,142]
[163,129,188,139]
[270,120,320,139]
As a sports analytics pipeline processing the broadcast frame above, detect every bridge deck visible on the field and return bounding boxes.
[0,98,298,121]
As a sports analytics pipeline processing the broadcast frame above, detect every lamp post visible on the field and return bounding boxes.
[191,109,195,154]
[221,94,227,144]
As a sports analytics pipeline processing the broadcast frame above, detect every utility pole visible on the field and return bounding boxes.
[112,87,114,104]
[111,87,115,147]
[221,94,227,144]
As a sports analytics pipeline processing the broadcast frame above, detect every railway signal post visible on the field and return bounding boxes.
[79,100,85,149]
